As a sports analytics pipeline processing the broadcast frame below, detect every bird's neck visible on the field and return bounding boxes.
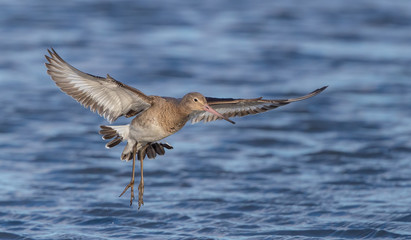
[156,100,191,134]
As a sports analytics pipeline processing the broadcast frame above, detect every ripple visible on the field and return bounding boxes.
[1,0,411,239]
[0,232,32,240]
[393,214,411,222]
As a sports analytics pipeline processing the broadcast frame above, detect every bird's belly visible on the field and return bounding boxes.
[129,121,170,143]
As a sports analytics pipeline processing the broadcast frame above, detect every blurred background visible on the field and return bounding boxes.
[1,0,411,239]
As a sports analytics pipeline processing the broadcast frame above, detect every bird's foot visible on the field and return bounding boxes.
[119,180,135,206]
[138,181,144,209]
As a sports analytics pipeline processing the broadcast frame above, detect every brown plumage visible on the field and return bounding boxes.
[45,48,327,209]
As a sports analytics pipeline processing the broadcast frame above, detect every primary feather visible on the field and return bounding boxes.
[45,48,152,123]
[189,86,327,123]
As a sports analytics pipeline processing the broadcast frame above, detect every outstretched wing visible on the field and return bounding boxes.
[45,48,152,123]
[189,86,327,124]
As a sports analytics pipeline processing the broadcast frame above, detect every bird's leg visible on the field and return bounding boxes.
[137,144,149,209]
[119,144,138,206]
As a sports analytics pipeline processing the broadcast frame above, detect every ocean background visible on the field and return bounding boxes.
[1,0,411,239]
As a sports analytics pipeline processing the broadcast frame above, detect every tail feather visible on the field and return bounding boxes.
[122,142,174,161]
[143,143,174,160]
[152,143,165,155]
[100,125,129,149]
[106,137,122,148]
[99,125,174,161]
[146,145,156,159]
[102,132,118,140]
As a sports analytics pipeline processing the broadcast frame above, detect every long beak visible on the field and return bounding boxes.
[203,104,235,124]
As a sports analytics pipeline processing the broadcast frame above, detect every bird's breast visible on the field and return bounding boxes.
[129,101,189,142]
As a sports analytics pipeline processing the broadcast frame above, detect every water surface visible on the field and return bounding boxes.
[1,0,411,239]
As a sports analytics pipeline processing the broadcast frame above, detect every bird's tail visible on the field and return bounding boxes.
[99,125,173,161]
[99,125,132,160]
[121,141,174,161]
[99,125,129,149]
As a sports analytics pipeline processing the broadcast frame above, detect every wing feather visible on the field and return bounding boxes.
[189,86,327,123]
[45,48,152,122]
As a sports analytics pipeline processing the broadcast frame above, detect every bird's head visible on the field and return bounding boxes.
[181,92,235,124]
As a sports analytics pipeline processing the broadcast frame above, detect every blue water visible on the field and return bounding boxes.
[1,0,411,239]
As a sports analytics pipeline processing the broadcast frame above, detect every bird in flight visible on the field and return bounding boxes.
[45,48,327,209]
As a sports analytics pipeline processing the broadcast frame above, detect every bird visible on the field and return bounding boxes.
[45,48,327,209]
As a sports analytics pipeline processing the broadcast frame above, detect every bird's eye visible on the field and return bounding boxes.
[193,98,198,102]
